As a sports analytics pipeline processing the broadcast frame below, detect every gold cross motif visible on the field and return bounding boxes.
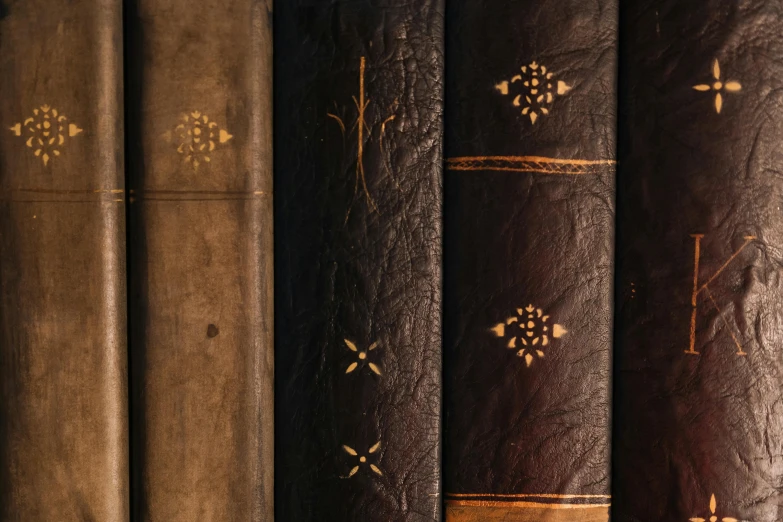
[689,493,739,522]
[343,339,381,376]
[693,59,742,114]
[342,442,383,478]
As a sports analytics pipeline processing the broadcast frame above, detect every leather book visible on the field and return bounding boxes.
[443,1,617,521]
[0,1,128,520]
[274,1,444,520]
[614,2,783,521]
[124,0,274,519]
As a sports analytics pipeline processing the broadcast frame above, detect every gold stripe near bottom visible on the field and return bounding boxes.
[446,500,609,522]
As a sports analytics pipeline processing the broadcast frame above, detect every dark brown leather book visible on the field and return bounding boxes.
[443,1,617,521]
[614,2,783,521]
[274,1,443,520]
[0,1,128,520]
[124,0,273,519]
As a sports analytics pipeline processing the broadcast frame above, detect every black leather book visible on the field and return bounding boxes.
[443,1,617,521]
[614,2,783,521]
[274,1,443,520]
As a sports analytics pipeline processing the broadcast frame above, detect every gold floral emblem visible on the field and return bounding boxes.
[689,494,738,522]
[490,304,567,367]
[495,61,571,124]
[164,111,232,169]
[693,59,742,114]
[343,339,381,376]
[9,105,83,166]
[342,442,382,478]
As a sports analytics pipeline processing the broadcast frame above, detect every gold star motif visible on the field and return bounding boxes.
[693,59,742,114]
[689,493,738,522]
[342,441,383,478]
[343,339,381,376]
[9,105,83,166]
[490,304,567,367]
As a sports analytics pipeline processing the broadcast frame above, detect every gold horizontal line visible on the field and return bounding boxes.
[130,197,262,202]
[446,493,611,499]
[446,156,616,174]
[446,500,611,509]
[129,189,265,195]
[2,188,124,194]
[0,199,124,203]
[453,166,593,174]
[448,156,616,165]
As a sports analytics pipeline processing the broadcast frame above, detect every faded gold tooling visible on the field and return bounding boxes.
[163,111,232,169]
[9,105,83,166]
[687,234,756,356]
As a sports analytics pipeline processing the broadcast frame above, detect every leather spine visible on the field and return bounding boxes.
[274,1,444,520]
[443,1,617,521]
[0,1,128,520]
[125,0,274,519]
[614,2,783,521]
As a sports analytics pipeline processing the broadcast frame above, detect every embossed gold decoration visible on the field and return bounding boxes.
[490,304,567,367]
[693,59,742,114]
[164,111,232,169]
[495,61,571,124]
[342,442,382,478]
[689,494,738,522]
[326,57,397,217]
[343,339,381,376]
[9,105,83,166]
[687,234,755,356]
[446,156,616,174]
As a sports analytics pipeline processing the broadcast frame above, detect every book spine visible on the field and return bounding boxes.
[443,1,617,521]
[614,2,783,521]
[0,1,128,520]
[125,0,273,519]
[274,1,444,520]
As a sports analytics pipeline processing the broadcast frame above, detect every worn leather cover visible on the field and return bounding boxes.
[614,2,783,521]
[125,0,274,520]
[443,1,617,521]
[0,1,128,520]
[274,1,443,520]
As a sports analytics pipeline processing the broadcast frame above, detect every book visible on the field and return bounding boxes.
[0,0,128,519]
[274,1,444,519]
[124,0,273,519]
[443,1,617,520]
[614,2,783,520]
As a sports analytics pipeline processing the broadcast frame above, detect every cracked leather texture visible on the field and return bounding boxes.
[125,0,274,520]
[614,1,783,521]
[0,1,128,520]
[274,1,443,520]
[443,0,616,509]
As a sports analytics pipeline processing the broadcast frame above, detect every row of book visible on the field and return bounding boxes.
[1,0,781,521]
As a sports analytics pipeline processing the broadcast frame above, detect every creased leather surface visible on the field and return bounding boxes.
[125,0,274,520]
[614,2,783,521]
[0,1,128,520]
[443,0,616,513]
[274,1,443,520]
